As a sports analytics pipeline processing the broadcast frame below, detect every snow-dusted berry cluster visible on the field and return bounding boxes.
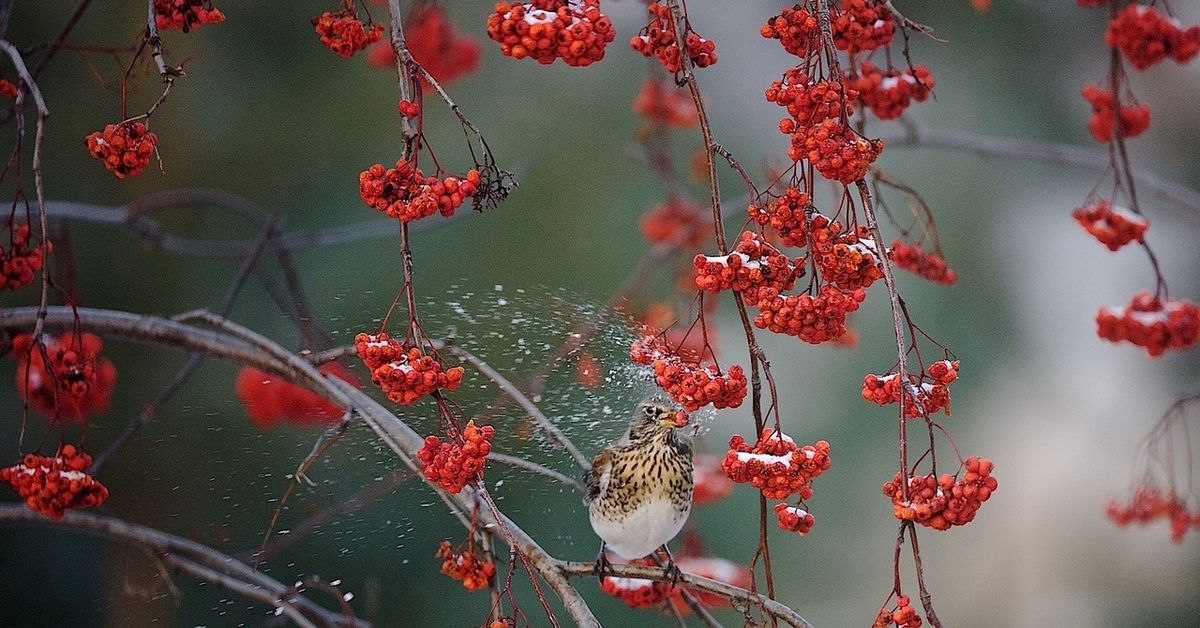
[486,1,615,67]
[418,420,495,494]
[721,429,830,500]
[1095,291,1200,357]
[359,159,481,223]
[882,456,997,530]
[630,2,717,73]
[0,444,109,520]
[1072,199,1148,252]
[861,360,959,419]
[354,332,464,404]
[630,335,747,411]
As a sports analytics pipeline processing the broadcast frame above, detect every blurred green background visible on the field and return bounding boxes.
[2,1,1199,627]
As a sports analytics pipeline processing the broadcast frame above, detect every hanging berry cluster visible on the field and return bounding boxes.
[693,231,802,304]
[417,420,495,494]
[810,214,883,290]
[486,0,615,67]
[882,456,997,530]
[312,7,383,59]
[435,540,496,591]
[1103,4,1200,71]
[1106,485,1200,543]
[1072,200,1148,251]
[630,335,747,411]
[748,186,807,248]
[2,225,51,291]
[11,332,116,422]
[846,63,935,121]
[872,594,922,628]
[1081,84,1150,144]
[154,0,225,32]
[0,445,109,520]
[753,284,866,344]
[1095,291,1200,357]
[639,197,707,247]
[84,122,158,179]
[370,5,481,85]
[861,360,959,419]
[234,362,359,430]
[629,2,717,73]
[354,332,464,404]
[359,159,481,223]
[598,574,667,610]
[887,240,957,285]
[721,429,831,501]
[773,503,815,536]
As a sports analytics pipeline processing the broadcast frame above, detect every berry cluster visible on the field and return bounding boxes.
[312,9,383,59]
[768,72,856,131]
[354,332,465,404]
[435,540,496,591]
[791,117,884,184]
[872,595,922,628]
[847,62,935,121]
[748,186,808,248]
[1071,200,1149,252]
[861,360,959,419]
[630,335,747,411]
[809,214,883,290]
[418,420,495,494]
[234,362,359,430]
[721,430,831,500]
[0,445,109,520]
[666,555,753,613]
[692,454,734,506]
[84,122,157,179]
[1081,84,1151,143]
[773,503,815,536]
[887,240,957,285]
[0,78,18,98]
[2,225,51,291]
[486,1,615,67]
[369,6,481,86]
[630,2,717,73]
[154,0,225,32]
[1106,485,1200,543]
[830,0,896,54]
[359,159,481,223]
[693,231,800,303]
[639,197,707,248]
[1104,4,1200,71]
[11,332,116,422]
[599,574,666,609]
[760,5,820,58]
[753,284,866,344]
[1095,291,1200,357]
[633,77,699,130]
[882,456,997,530]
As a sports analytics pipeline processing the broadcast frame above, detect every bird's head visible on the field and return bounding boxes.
[625,396,689,442]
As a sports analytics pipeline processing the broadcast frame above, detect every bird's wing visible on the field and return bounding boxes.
[584,448,613,505]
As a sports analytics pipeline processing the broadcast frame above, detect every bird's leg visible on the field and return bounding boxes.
[593,542,614,578]
[658,545,682,586]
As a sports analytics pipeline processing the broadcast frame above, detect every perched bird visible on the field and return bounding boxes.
[585,396,694,574]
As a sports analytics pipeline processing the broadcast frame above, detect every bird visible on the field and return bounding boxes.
[584,396,694,578]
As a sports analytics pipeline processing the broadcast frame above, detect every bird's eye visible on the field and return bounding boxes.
[642,404,657,417]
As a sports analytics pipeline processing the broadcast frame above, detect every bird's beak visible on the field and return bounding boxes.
[661,411,689,428]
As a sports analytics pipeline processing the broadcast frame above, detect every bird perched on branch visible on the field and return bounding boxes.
[585,396,693,577]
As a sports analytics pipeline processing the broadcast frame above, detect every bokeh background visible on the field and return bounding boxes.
[2,1,1200,627]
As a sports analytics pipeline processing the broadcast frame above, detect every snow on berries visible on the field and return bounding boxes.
[1081,84,1151,143]
[846,62,935,121]
[630,2,717,73]
[0,444,109,520]
[11,332,116,422]
[630,335,747,411]
[774,503,815,535]
[234,362,360,429]
[809,214,883,291]
[435,540,496,591]
[154,0,225,32]
[721,429,830,500]
[486,0,615,67]
[1095,291,1200,357]
[862,360,959,419]
[1106,485,1200,543]
[753,284,865,345]
[882,456,996,530]
[830,0,896,55]
[418,420,495,494]
[312,7,384,59]
[1072,200,1148,251]
[354,332,464,404]
[84,122,157,179]
[887,240,957,285]
[693,231,801,304]
[599,573,667,609]
[359,158,481,222]
[1105,4,1200,71]
[666,556,753,613]
[2,225,51,291]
